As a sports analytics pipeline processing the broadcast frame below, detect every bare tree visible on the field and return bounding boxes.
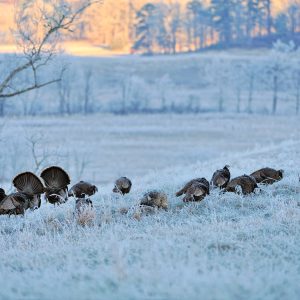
[57,69,72,115]
[266,41,294,115]
[120,77,132,114]
[157,74,173,112]
[75,156,89,181]
[292,57,300,115]
[0,0,99,100]
[246,66,255,114]
[26,133,51,173]
[0,98,5,117]
[213,59,228,112]
[26,133,62,173]
[231,62,243,113]
[83,68,93,114]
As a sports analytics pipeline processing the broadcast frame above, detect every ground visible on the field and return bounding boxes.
[0,113,299,185]
[0,113,299,299]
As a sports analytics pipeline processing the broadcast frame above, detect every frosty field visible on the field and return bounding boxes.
[0,113,299,300]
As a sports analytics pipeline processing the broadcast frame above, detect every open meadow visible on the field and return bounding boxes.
[0,113,299,300]
[1,0,300,298]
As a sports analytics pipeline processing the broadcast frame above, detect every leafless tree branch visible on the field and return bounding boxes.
[0,78,61,98]
[0,0,101,100]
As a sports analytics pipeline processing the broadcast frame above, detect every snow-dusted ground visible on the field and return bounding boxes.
[0,113,299,186]
[0,113,299,299]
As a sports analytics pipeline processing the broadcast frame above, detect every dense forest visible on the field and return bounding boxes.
[131,0,300,54]
[1,0,299,54]
[77,0,300,54]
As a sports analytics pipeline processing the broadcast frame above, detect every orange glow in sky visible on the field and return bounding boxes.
[0,0,293,56]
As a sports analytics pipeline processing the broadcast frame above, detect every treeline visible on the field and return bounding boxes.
[1,0,299,54]
[0,41,300,117]
[132,0,300,54]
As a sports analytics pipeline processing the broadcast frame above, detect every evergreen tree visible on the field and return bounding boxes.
[274,13,288,36]
[133,3,158,54]
[260,0,272,35]
[246,0,259,40]
[210,0,235,47]
[287,4,300,35]
[232,0,247,42]
[169,3,181,54]
[133,3,169,54]
[155,4,169,53]
[186,0,211,50]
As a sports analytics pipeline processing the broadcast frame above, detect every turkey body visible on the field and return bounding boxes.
[225,175,258,195]
[139,191,168,210]
[113,177,132,195]
[69,181,98,198]
[211,166,231,189]
[176,178,210,202]
[250,168,283,185]
[41,166,70,205]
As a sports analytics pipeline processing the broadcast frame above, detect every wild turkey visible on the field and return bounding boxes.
[0,172,44,216]
[250,168,283,185]
[225,175,258,195]
[69,181,97,216]
[75,198,95,227]
[40,166,70,205]
[176,178,210,202]
[211,165,230,189]
[75,198,93,213]
[139,190,168,210]
[113,177,132,195]
[0,193,29,216]
[68,181,98,198]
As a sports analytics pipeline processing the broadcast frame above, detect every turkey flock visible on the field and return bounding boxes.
[0,165,284,218]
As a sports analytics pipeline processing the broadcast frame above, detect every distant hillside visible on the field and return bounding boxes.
[205,33,300,51]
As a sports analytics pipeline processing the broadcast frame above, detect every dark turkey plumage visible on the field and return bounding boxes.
[69,181,98,198]
[0,193,28,216]
[211,165,230,189]
[139,190,168,210]
[176,178,210,202]
[250,168,283,185]
[225,175,258,195]
[0,172,44,215]
[0,188,6,202]
[113,177,132,195]
[40,166,70,205]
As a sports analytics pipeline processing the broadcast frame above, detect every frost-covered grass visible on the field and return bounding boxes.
[0,113,299,185]
[0,113,300,299]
